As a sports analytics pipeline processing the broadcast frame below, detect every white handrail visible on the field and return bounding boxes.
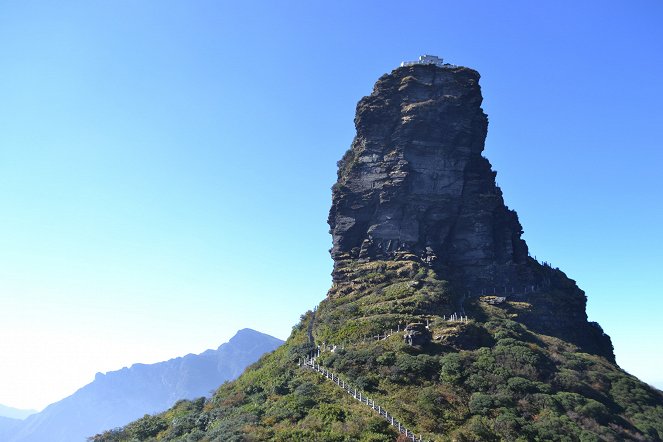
[300,356,427,441]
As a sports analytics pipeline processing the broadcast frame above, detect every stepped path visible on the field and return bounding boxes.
[297,311,445,442]
[296,281,550,440]
[299,355,428,442]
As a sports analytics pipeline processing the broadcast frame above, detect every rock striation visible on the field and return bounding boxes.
[328,62,614,360]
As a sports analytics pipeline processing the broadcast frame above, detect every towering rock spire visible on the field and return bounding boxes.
[328,61,613,359]
[329,63,531,290]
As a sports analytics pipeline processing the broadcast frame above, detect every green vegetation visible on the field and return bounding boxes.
[91,260,663,442]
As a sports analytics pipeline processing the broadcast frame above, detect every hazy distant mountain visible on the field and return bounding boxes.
[0,416,22,440]
[0,404,37,420]
[6,328,283,442]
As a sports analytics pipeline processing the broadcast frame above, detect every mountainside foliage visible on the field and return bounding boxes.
[91,260,663,442]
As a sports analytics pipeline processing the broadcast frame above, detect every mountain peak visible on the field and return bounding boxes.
[329,62,531,292]
[0,404,36,421]
[328,62,614,361]
[6,330,283,442]
[232,327,266,337]
[224,328,282,348]
[90,61,663,442]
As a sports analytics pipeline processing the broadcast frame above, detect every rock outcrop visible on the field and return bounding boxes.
[329,64,533,291]
[328,62,614,360]
[403,322,432,347]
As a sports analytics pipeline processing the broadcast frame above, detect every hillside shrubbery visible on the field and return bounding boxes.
[91,261,663,442]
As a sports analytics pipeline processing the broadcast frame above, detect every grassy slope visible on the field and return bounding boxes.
[91,260,663,442]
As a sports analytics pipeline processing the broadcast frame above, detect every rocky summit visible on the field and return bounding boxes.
[92,60,663,442]
[329,64,528,291]
[329,63,612,362]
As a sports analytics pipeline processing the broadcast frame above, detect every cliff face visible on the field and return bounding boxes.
[329,64,531,291]
[329,63,613,361]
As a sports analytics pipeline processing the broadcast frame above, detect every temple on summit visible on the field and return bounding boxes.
[400,54,446,67]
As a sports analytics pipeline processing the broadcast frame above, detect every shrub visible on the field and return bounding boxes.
[507,376,538,394]
[529,410,579,441]
[493,409,524,440]
[456,415,499,441]
[310,403,346,425]
[440,353,464,384]
[125,415,167,439]
[469,393,493,415]
[355,374,379,392]
[578,400,610,424]
[393,353,439,384]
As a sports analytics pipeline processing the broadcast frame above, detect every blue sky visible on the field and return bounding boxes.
[1,1,661,410]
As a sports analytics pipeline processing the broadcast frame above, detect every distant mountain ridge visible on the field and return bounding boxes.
[0,404,37,420]
[0,416,22,441]
[5,328,283,442]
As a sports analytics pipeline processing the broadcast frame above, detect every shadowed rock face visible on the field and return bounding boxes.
[329,64,532,290]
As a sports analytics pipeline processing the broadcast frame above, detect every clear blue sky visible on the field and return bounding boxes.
[1,1,661,410]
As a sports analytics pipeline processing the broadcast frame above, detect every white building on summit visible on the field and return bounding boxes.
[400,55,446,67]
